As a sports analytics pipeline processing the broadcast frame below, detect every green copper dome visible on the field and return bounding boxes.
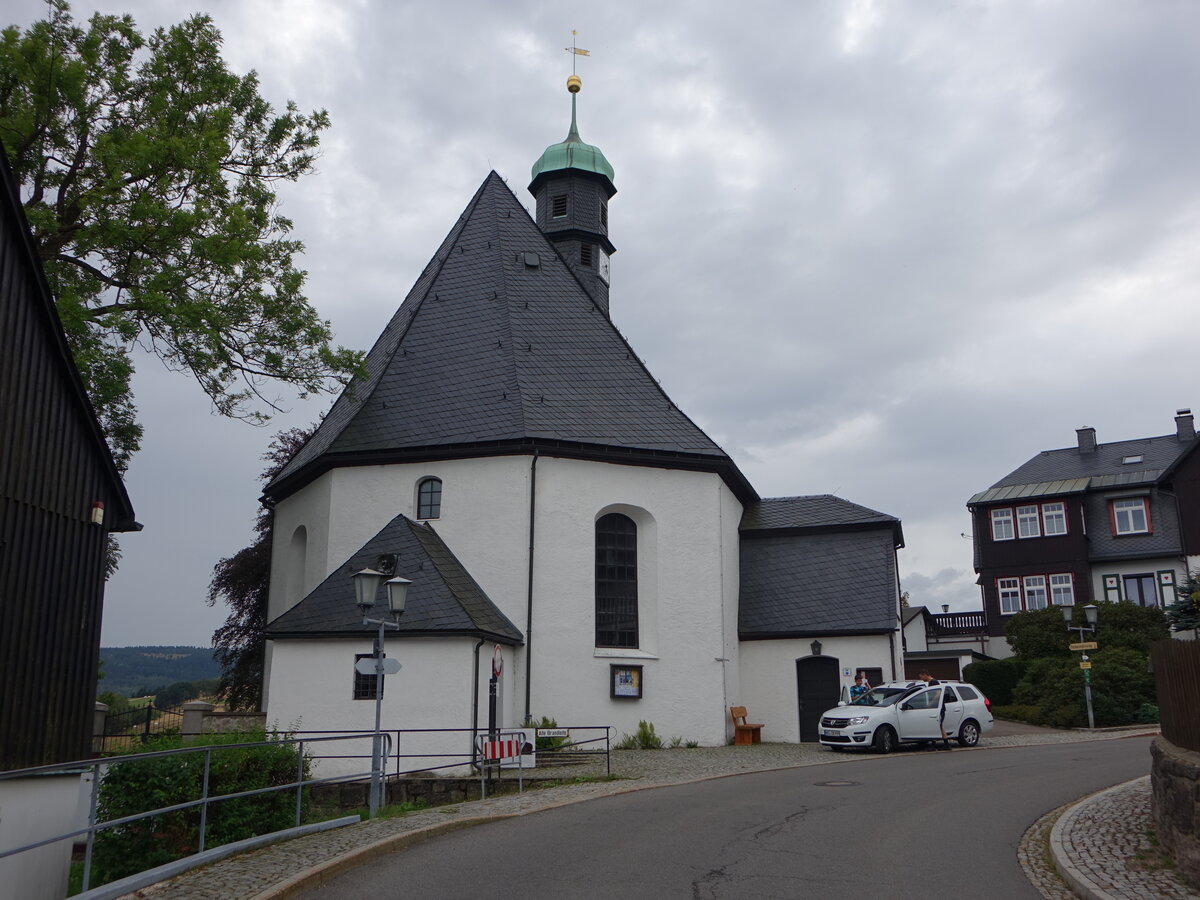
[530,92,615,185]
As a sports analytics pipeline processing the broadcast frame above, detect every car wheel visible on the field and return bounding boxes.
[957,719,980,748]
[872,725,896,754]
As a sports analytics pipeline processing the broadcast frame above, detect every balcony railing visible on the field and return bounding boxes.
[927,610,987,636]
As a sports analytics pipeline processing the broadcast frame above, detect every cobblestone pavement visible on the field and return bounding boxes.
[124,726,1160,900]
[1047,775,1200,900]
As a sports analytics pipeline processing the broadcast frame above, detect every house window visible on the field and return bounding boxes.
[1124,573,1158,607]
[596,513,638,648]
[1111,497,1149,535]
[1023,576,1047,611]
[998,578,1022,615]
[1017,505,1041,539]
[580,243,593,267]
[417,477,442,519]
[1050,573,1074,606]
[551,194,568,218]
[1042,502,1067,536]
[1122,455,1143,465]
[991,509,1014,541]
[353,654,381,700]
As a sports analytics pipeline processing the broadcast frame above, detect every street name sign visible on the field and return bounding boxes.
[537,728,570,738]
[1069,642,1098,651]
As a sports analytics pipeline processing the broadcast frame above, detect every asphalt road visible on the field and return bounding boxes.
[297,736,1152,900]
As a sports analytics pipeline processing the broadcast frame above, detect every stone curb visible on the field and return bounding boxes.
[1048,777,1146,900]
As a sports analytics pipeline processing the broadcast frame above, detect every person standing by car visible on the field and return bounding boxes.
[917,670,941,686]
[850,674,868,702]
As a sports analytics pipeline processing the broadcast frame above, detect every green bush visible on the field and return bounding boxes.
[991,704,1046,726]
[615,721,663,750]
[1136,703,1160,724]
[528,716,567,751]
[1007,646,1156,729]
[1006,607,1073,659]
[963,658,1026,706]
[91,731,309,886]
[1092,603,1169,655]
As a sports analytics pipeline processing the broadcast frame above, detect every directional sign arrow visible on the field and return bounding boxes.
[1069,641,1098,651]
[355,657,402,675]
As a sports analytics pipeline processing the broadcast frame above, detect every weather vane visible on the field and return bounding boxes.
[565,29,590,75]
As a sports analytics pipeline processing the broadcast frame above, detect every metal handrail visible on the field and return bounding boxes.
[0,724,611,893]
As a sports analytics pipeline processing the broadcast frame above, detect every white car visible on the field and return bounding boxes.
[818,680,993,753]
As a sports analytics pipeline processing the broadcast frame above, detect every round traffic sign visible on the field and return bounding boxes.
[492,644,503,677]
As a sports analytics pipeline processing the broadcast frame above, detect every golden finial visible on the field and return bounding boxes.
[565,29,589,92]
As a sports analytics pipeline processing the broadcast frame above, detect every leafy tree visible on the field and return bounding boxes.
[0,4,361,467]
[207,425,313,710]
[1005,606,1071,659]
[1166,574,1200,637]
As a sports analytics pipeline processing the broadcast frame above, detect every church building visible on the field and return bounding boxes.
[260,77,905,765]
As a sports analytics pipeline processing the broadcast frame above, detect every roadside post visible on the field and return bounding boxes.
[1063,604,1099,729]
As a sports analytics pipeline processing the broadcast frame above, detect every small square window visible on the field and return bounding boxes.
[1112,498,1149,535]
[551,195,568,218]
[1122,455,1143,465]
[418,478,442,519]
[991,508,1014,541]
[1017,505,1041,539]
[353,654,381,700]
[1042,502,1067,536]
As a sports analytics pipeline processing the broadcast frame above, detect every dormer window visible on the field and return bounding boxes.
[551,195,568,218]
[417,477,442,519]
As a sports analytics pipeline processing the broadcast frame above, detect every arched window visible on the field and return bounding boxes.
[417,477,442,519]
[286,526,307,604]
[596,513,638,648]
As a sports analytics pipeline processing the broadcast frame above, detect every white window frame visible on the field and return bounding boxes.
[1112,497,1149,535]
[1050,573,1074,606]
[991,508,1014,541]
[1042,502,1067,536]
[998,577,1022,615]
[1023,575,1048,611]
[1017,505,1041,539]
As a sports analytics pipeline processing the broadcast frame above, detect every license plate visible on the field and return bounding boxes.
[821,729,838,736]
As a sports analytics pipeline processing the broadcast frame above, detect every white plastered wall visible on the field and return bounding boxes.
[266,454,742,746]
[902,615,928,653]
[267,637,516,778]
[738,634,901,743]
[1087,557,1185,607]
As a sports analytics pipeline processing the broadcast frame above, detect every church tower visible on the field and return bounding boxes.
[529,75,616,314]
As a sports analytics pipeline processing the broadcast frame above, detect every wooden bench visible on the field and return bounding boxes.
[730,706,764,745]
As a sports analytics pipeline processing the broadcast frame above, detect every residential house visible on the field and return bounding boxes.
[967,410,1199,655]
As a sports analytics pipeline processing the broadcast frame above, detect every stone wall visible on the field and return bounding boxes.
[1150,736,1200,889]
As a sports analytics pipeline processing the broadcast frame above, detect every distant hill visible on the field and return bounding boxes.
[99,646,219,697]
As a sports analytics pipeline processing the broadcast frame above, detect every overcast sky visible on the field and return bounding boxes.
[16,1,1200,646]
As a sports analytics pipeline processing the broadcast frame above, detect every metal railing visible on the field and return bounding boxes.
[0,732,376,895]
[0,725,611,895]
[1152,639,1200,752]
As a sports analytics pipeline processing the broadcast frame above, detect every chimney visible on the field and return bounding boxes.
[1177,408,1195,441]
[1076,426,1097,454]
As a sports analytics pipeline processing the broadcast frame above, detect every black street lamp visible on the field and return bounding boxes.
[352,568,411,818]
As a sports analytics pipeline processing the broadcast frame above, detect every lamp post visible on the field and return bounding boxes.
[353,568,411,818]
[1061,603,1099,729]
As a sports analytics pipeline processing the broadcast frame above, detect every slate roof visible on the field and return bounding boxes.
[968,433,1199,505]
[267,172,749,501]
[740,495,904,547]
[739,530,900,638]
[266,514,522,643]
